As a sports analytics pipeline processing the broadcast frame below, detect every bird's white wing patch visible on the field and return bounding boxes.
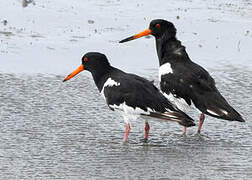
[221,109,228,115]
[207,109,228,116]
[159,63,173,81]
[207,109,219,116]
[100,77,120,100]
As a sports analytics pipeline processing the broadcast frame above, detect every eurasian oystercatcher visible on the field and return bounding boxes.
[63,52,195,142]
[119,19,245,134]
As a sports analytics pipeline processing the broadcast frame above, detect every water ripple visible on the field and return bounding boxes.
[0,65,251,179]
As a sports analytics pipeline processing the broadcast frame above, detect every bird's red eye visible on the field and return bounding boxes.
[84,57,88,62]
[155,24,160,28]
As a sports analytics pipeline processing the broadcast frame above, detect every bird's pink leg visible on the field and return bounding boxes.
[123,123,131,143]
[144,121,150,141]
[183,126,187,135]
[197,113,205,134]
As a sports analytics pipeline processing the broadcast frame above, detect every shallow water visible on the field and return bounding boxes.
[0,65,251,179]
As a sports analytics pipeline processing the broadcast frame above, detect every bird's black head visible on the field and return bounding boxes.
[63,52,111,82]
[119,19,176,43]
[149,19,176,39]
[81,52,110,72]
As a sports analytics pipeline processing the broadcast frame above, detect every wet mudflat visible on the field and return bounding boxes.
[0,67,251,179]
[0,0,252,179]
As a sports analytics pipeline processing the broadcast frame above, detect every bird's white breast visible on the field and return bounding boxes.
[159,63,173,81]
[109,102,153,124]
[163,92,190,112]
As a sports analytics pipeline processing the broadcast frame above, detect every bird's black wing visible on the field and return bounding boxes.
[102,68,195,127]
[104,69,176,112]
[161,61,244,122]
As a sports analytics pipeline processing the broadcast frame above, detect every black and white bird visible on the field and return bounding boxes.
[119,19,245,134]
[63,52,195,142]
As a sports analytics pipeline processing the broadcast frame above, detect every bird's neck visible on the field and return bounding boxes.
[155,34,189,66]
[91,66,113,92]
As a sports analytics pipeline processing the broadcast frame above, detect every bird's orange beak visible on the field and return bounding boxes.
[119,28,152,43]
[63,64,84,82]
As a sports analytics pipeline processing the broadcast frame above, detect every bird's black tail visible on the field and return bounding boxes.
[204,105,245,122]
[143,110,195,127]
[202,93,245,122]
